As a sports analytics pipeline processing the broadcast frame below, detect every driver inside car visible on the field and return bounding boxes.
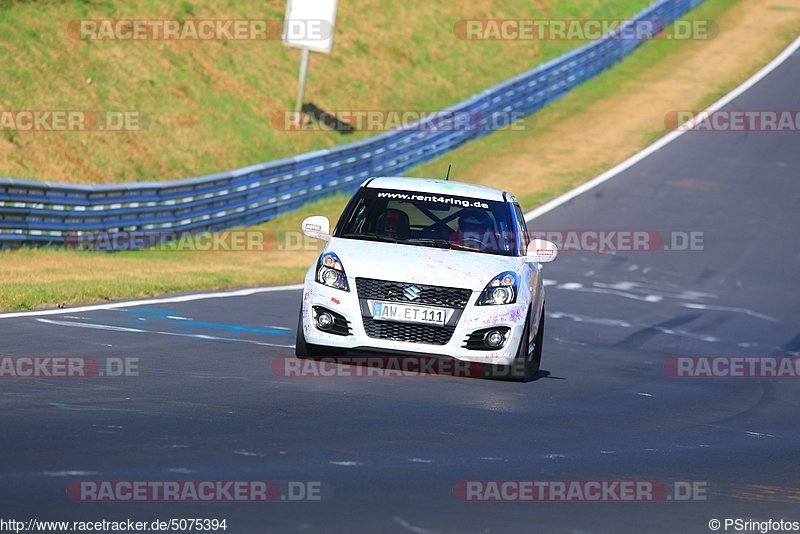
[376,208,411,240]
[456,208,495,251]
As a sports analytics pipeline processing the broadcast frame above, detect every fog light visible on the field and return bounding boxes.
[316,311,334,330]
[484,330,506,349]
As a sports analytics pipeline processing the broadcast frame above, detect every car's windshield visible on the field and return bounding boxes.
[334,187,524,256]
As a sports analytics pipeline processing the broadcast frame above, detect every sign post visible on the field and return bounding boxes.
[283,0,338,115]
[295,48,310,114]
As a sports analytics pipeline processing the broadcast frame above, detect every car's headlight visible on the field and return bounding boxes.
[476,271,518,305]
[315,252,349,291]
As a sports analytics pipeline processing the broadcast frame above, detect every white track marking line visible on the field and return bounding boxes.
[0,284,303,320]
[524,36,800,222]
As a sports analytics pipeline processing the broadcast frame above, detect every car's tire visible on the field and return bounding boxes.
[294,308,310,357]
[295,307,343,358]
[530,305,545,375]
[492,305,544,382]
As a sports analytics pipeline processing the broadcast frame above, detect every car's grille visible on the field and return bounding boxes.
[362,318,456,345]
[355,278,472,308]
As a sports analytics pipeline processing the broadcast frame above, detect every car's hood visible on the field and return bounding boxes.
[327,237,521,291]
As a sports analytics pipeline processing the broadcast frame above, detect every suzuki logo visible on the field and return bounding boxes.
[404,285,422,301]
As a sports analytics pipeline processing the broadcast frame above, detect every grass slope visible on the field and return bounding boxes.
[0,0,650,183]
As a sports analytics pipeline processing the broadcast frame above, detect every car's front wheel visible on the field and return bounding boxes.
[491,305,544,382]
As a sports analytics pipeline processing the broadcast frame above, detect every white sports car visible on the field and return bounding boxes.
[296,177,558,381]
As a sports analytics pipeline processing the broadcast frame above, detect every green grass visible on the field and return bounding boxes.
[0,0,652,183]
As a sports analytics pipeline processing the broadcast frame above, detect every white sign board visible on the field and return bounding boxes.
[283,0,338,54]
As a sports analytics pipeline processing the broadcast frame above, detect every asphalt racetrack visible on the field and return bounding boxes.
[1,44,798,533]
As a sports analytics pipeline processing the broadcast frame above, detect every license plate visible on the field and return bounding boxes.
[369,300,453,327]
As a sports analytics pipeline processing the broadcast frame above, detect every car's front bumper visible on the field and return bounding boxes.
[300,273,531,366]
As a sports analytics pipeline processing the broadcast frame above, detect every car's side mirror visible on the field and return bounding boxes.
[526,239,558,263]
[301,216,331,241]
